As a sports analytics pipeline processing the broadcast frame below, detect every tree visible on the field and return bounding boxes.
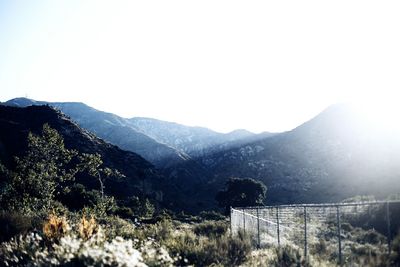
[0,124,123,214]
[78,153,124,200]
[0,124,79,212]
[216,177,267,214]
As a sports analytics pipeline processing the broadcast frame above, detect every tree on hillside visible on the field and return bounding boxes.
[0,124,123,214]
[0,124,79,212]
[78,153,124,200]
[216,177,267,214]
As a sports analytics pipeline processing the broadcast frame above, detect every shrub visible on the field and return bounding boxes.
[0,211,33,242]
[199,210,226,221]
[223,230,252,266]
[127,196,155,219]
[272,245,312,267]
[115,206,134,219]
[340,222,353,232]
[100,216,137,240]
[0,232,147,267]
[193,220,227,238]
[164,229,251,266]
[151,219,175,242]
[389,232,400,266]
[356,229,386,245]
[58,183,101,211]
[139,239,175,267]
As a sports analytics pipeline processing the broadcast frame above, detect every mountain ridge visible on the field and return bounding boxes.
[0,105,169,205]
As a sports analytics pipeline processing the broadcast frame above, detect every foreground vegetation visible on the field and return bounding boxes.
[2,210,400,266]
[1,124,400,266]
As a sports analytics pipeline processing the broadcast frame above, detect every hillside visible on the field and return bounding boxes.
[129,117,275,158]
[198,103,400,204]
[4,98,190,168]
[4,98,275,163]
[3,99,400,208]
[0,105,172,207]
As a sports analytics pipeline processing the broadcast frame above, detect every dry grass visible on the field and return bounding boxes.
[78,215,98,240]
[43,213,69,241]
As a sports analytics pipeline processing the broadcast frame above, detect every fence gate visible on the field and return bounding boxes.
[231,200,400,265]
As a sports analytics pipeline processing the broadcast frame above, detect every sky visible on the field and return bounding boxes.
[1,1,400,133]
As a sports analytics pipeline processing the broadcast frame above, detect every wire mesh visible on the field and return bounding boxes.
[231,200,400,264]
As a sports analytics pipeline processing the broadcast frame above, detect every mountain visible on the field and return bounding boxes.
[3,98,273,209]
[4,98,274,163]
[196,103,400,204]
[5,98,399,208]
[1,101,217,211]
[0,105,167,204]
[4,98,276,163]
[4,98,190,168]
[129,117,275,158]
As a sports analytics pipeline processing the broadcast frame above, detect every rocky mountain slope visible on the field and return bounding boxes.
[4,98,400,209]
[4,98,190,168]
[0,105,175,207]
[129,117,275,158]
[198,103,400,204]
[0,103,216,211]
[4,98,275,163]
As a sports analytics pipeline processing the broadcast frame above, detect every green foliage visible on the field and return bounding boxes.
[165,229,251,266]
[78,153,125,200]
[355,229,386,245]
[114,206,134,219]
[199,210,226,221]
[390,232,400,265]
[0,211,34,242]
[58,183,102,211]
[0,124,79,213]
[193,220,227,238]
[216,177,267,214]
[0,124,123,215]
[126,196,155,219]
[80,195,117,219]
[98,215,137,240]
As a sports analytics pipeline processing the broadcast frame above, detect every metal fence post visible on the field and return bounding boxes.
[242,208,246,232]
[386,202,392,255]
[276,207,280,247]
[304,206,307,258]
[230,207,233,237]
[336,205,342,266]
[257,207,261,248]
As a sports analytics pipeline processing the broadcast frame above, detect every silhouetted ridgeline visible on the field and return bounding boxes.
[0,105,175,208]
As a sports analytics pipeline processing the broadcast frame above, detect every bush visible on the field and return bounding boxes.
[0,231,147,267]
[0,212,178,267]
[193,220,227,238]
[199,210,226,221]
[98,215,137,240]
[127,196,155,219]
[272,245,312,267]
[164,229,251,266]
[390,232,400,265]
[114,206,134,219]
[58,183,101,211]
[356,229,386,245]
[0,211,34,242]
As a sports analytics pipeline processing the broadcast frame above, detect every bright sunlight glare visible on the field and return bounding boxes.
[352,96,400,133]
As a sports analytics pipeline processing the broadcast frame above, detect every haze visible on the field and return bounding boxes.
[1,1,399,133]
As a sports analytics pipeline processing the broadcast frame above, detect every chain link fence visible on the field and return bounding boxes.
[231,200,400,265]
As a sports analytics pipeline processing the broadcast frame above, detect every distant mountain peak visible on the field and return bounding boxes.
[5,97,38,107]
